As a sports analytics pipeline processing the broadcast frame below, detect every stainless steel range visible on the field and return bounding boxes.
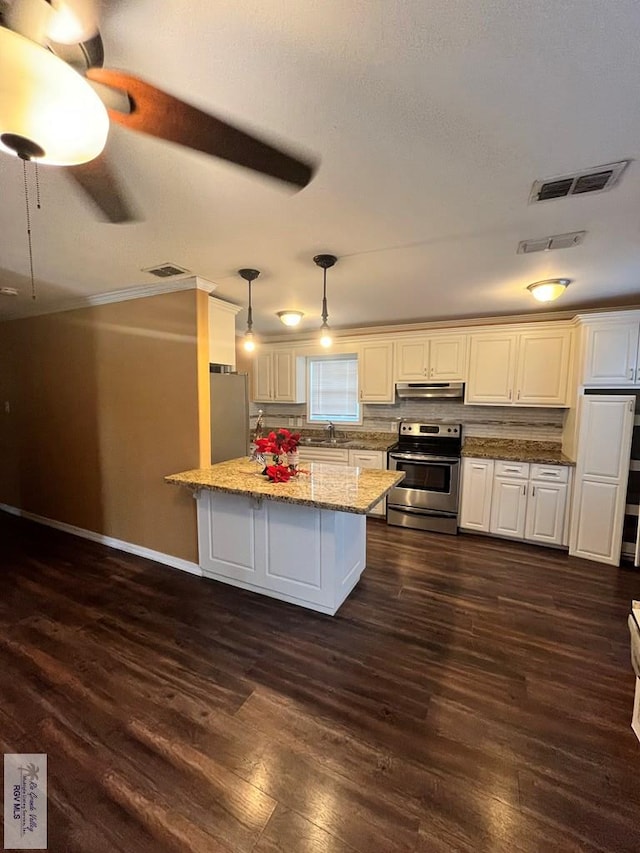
[386,421,462,534]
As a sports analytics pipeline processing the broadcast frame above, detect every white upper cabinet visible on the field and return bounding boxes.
[466,328,572,406]
[253,352,273,401]
[430,336,467,380]
[208,296,241,367]
[252,349,305,402]
[582,318,640,386]
[358,341,394,403]
[395,335,466,382]
[515,329,572,405]
[466,334,518,404]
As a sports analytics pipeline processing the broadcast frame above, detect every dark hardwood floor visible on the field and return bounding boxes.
[1,510,640,852]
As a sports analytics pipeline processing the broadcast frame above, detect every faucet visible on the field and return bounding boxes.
[326,421,336,441]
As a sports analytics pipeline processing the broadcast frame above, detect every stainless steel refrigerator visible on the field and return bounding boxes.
[210,370,250,464]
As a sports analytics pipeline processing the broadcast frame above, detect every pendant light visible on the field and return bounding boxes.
[239,268,260,352]
[527,278,571,303]
[314,254,337,348]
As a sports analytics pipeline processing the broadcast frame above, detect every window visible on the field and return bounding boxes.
[307,354,360,424]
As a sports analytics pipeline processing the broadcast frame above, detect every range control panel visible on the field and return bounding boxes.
[399,422,461,438]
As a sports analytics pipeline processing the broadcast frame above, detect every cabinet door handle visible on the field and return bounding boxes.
[532,485,536,497]
[630,367,635,381]
[517,390,520,400]
[503,467,521,473]
[522,484,526,496]
[508,389,512,401]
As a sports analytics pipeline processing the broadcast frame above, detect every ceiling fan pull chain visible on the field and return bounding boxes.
[34,162,41,210]
[22,160,36,301]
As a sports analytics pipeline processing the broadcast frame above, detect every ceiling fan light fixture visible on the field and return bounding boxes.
[276,310,304,327]
[0,27,109,166]
[527,278,571,303]
[46,0,100,45]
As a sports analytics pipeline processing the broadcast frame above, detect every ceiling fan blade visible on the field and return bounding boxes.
[87,68,316,189]
[67,153,138,223]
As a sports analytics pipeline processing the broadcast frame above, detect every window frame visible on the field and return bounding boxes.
[306,353,362,425]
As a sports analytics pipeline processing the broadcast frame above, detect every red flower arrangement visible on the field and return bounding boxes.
[254,429,301,481]
[254,428,301,460]
[265,464,293,483]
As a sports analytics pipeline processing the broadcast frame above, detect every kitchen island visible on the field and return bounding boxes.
[166,458,404,615]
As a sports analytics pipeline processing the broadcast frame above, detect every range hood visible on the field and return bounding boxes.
[395,382,464,400]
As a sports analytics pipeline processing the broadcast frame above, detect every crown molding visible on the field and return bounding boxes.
[209,294,242,316]
[0,275,217,322]
[254,302,640,343]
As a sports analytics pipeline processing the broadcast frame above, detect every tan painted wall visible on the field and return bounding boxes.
[0,290,206,563]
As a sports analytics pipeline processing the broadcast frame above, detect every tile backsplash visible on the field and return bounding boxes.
[250,399,565,442]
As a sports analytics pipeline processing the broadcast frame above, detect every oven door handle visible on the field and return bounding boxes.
[389,453,460,463]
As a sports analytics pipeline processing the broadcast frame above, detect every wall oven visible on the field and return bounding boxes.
[387,422,462,534]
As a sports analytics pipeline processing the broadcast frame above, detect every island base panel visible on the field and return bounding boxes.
[197,491,366,615]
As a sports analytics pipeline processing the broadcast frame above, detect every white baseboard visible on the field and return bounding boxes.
[0,504,202,577]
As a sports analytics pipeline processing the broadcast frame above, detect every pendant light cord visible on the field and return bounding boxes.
[246,280,253,333]
[321,267,328,324]
[22,160,36,301]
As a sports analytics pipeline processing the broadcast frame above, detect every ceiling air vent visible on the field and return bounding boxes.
[517,231,586,254]
[142,263,190,278]
[529,161,630,203]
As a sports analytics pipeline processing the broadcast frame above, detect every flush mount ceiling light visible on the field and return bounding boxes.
[239,268,260,352]
[313,253,338,348]
[527,278,571,303]
[276,310,304,327]
[0,27,109,165]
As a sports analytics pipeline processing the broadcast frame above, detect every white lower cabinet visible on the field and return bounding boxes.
[461,456,570,547]
[459,458,494,531]
[298,447,350,466]
[524,481,568,545]
[490,477,528,538]
[298,446,386,516]
[348,449,386,516]
[197,490,366,615]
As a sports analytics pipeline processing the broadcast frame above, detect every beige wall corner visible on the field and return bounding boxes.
[0,290,202,563]
[197,289,212,467]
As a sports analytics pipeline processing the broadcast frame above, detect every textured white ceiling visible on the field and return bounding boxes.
[2,0,640,333]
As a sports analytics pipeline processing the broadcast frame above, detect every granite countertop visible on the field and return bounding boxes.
[165,458,405,514]
[245,430,396,452]
[289,430,396,452]
[462,438,575,466]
